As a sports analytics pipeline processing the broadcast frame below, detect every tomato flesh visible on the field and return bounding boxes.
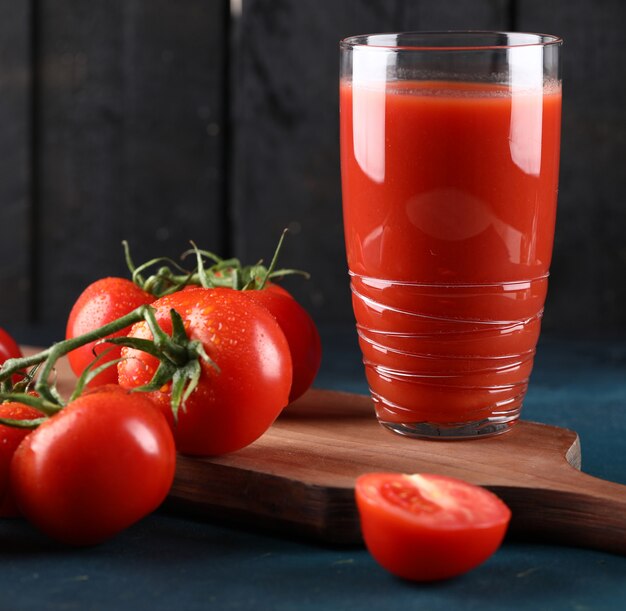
[380,479,441,515]
[355,473,511,581]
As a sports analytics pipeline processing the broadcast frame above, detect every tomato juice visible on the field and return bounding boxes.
[340,80,561,434]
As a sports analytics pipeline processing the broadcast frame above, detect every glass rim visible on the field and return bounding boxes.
[340,31,563,52]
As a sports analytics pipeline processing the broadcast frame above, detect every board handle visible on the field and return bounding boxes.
[494,468,626,555]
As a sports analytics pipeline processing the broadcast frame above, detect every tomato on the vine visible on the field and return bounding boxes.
[0,327,24,386]
[0,327,22,364]
[0,402,41,515]
[66,277,154,386]
[117,287,292,456]
[11,387,175,545]
[355,473,511,582]
[244,286,321,402]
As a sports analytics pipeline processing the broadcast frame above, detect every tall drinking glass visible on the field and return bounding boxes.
[339,32,562,439]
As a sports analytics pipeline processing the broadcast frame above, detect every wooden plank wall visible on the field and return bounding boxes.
[0,0,625,338]
[516,0,626,334]
[0,1,32,323]
[1,0,230,330]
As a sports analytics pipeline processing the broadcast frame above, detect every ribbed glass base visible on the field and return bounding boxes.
[378,416,517,440]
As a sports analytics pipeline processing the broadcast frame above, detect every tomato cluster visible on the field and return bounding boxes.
[66,278,322,454]
[0,242,322,545]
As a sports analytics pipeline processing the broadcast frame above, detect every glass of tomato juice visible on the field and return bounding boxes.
[339,32,562,438]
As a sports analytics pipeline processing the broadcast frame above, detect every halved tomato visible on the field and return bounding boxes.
[355,472,511,581]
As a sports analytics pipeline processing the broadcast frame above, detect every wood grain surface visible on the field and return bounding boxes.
[169,388,626,554]
[29,347,626,555]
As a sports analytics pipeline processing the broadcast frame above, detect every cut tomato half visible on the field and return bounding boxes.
[355,472,511,581]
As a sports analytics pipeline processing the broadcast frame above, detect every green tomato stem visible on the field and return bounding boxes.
[257,228,287,290]
[0,392,63,417]
[0,302,217,432]
[0,305,153,401]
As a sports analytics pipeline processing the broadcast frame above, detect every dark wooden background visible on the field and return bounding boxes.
[1,0,625,341]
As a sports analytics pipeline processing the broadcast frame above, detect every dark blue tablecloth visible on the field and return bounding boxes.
[2,328,626,610]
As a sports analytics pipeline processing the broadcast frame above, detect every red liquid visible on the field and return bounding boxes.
[340,80,561,427]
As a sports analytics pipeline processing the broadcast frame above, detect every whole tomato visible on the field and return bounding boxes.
[66,277,154,386]
[117,287,292,456]
[0,402,42,514]
[0,327,22,364]
[244,285,321,402]
[355,473,511,582]
[11,387,175,545]
[0,327,24,385]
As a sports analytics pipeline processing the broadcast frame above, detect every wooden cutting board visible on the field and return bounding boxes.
[169,388,626,554]
[25,347,626,554]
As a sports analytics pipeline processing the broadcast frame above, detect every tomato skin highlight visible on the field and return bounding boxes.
[66,277,154,386]
[10,388,176,545]
[244,288,321,402]
[117,287,293,456]
[355,473,511,582]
